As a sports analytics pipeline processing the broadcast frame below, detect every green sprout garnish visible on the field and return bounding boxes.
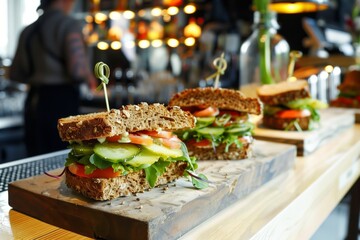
[206,52,227,88]
[94,62,111,112]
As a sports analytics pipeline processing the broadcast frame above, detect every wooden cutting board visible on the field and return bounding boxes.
[355,109,360,123]
[8,140,296,240]
[253,108,355,156]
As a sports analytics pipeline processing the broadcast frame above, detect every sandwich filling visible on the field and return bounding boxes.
[175,106,254,152]
[330,89,360,108]
[263,98,327,131]
[330,70,360,108]
[65,130,198,188]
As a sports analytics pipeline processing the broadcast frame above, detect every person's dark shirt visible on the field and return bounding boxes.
[10,9,92,86]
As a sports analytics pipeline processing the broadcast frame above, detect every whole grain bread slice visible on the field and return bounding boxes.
[169,87,262,115]
[186,140,252,160]
[58,102,196,141]
[257,80,310,106]
[262,115,311,131]
[65,161,187,201]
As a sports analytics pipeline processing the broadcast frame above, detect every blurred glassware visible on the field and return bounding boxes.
[293,65,341,103]
[239,11,290,87]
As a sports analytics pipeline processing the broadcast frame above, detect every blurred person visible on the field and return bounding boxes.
[10,0,97,156]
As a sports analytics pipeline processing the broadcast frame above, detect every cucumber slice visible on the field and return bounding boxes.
[214,114,231,126]
[71,144,94,156]
[143,144,183,158]
[226,123,252,134]
[94,143,140,163]
[196,116,215,125]
[126,150,160,167]
[196,117,215,129]
[196,127,225,136]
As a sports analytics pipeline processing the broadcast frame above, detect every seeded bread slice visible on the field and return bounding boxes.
[169,87,262,115]
[58,102,196,141]
[257,80,311,106]
[186,141,252,160]
[65,161,187,201]
[262,115,311,131]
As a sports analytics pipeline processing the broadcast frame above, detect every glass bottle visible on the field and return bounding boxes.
[239,11,290,89]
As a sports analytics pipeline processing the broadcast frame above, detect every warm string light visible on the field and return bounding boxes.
[94,12,107,23]
[89,4,197,22]
[184,4,196,14]
[111,41,122,50]
[91,4,201,50]
[96,38,197,50]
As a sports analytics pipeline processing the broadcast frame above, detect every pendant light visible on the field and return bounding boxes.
[269,0,329,14]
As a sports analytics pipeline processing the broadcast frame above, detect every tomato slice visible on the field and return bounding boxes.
[138,130,173,139]
[187,139,212,148]
[219,110,243,118]
[331,97,357,108]
[337,97,355,106]
[160,136,182,149]
[68,163,121,178]
[276,109,311,118]
[193,107,219,117]
[128,134,153,146]
[106,135,122,142]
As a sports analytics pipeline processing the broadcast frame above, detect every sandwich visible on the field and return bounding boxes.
[168,87,262,160]
[257,80,327,131]
[330,69,360,108]
[57,102,198,201]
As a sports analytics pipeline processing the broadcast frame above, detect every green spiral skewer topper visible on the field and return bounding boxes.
[94,62,111,112]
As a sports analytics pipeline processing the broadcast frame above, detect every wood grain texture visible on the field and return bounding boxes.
[253,108,355,156]
[180,125,360,240]
[8,141,296,240]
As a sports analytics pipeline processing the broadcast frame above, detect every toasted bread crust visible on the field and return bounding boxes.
[262,116,311,131]
[337,70,360,95]
[257,80,311,105]
[186,141,252,160]
[65,161,187,201]
[58,103,195,141]
[169,87,262,115]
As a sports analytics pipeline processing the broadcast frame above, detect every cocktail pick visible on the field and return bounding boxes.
[94,62,111,112]
[206,52,228,88]
[287,50,303,82]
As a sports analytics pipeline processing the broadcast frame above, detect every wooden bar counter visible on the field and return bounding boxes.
[1,125,360,240]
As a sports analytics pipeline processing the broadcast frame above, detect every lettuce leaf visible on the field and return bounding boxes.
[66,143,208,190]
[144,159,171,188]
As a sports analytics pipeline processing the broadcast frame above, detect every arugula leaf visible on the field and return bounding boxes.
[180,142,195,171]
[224,135,243,152]
[178,142,211,189]
[89,154,113,169]
[84,164,97,174]
[152,160,171,175]
[191,173,209,189]
[112,163,128,175]
[65,154,77,166]
[144,165,158,188]
[143,160,172,188]
[78,154,92,165]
